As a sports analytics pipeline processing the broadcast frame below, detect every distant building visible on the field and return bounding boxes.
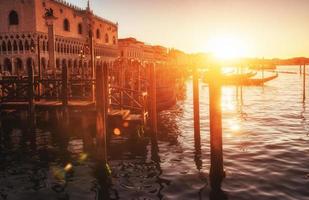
[0,0,118,76]
[118,37,168,63]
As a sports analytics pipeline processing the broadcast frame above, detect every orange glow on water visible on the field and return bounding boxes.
[221,87,236,111]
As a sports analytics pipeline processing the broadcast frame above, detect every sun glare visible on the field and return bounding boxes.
[208,35,248,60]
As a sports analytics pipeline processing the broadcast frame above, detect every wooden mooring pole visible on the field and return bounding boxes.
[62,64,69,125]
[149,63,158,141]
[303,64,306,103]
[95,62,109,167]
[27,63,36,149]
[193,65,201,147]
[209,65,224,190]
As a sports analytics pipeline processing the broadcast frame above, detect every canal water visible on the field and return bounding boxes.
[1,66,309,200]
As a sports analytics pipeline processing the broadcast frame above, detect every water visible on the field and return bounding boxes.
[1,66,309,199]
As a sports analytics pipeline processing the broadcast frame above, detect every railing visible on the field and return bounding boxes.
[0,71,149,117]
[110,86,148,113]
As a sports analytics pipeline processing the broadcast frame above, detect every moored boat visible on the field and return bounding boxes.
[203,72,278,86]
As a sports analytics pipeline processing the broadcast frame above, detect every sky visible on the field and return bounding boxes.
[66,0,309,58]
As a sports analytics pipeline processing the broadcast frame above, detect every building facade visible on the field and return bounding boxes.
[0,0,118,76]
[118,37,168,64]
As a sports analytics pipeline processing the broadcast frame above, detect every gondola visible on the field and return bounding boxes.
[203,72,278,86]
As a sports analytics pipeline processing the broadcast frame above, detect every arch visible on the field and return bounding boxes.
[78,23,83,34]
[42,41,46,51]
[96,29,101,39]
[63,18,70,31]
[105,33,109,43]
[3,58,12,73]
[62,59,67,70]
[45,41,48,51]
[18,40,23,51]
[30,39,35,51]
[41,57,46,70]
[13,40,18,51]
[7,41,12,52]
[25,40,30,51]
[9,10,19,25]
[2,41,7,53]
[15,58,23,74]
[56,58,60,69]
[26,58,34,73]
[56,43,60,52]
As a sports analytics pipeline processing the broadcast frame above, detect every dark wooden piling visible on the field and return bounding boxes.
[27,63,36,149]
[62,64,69,128]
[193,65,201,147]
[208,65,224,190]
[303,64,306,103]
[149,63,158,140]
[95,62,108,164]
[62,65,68,108]
[240,65,243,105]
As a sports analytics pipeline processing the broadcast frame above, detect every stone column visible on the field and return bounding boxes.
[44,15,57,76]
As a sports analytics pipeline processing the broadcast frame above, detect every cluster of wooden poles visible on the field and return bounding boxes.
[192,66,224,191]
[192,63,307,191]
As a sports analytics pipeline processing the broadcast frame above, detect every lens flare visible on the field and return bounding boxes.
[123,121,129,127]
[64,163,73,172]
[113,128,121,136]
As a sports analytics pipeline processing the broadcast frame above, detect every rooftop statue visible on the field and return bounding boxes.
[44,8,54,17]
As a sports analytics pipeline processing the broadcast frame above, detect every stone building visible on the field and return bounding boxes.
[0,0,118,76]
[118,37,168,64]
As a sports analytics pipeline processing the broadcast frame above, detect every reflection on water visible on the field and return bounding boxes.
[1,66,309,199]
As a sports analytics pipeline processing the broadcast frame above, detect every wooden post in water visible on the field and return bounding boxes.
[303,64,306,103]
[193,65,201,146]
[95,62,108,165]
[62,64,69,125]
[240,65,243,105]
[149,63,158,140]
[208,65,224,190]
[27,62,36,149]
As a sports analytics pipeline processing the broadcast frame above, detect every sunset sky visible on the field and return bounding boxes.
[67,0,309,58]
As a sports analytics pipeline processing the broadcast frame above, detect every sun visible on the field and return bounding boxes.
[208,35,248,60]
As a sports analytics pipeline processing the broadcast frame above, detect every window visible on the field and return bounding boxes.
[78,23,83,34]
[9,10,19,25]
[113,36,116,45]
[105,34,109,43]
[63,19,70,31]
[96,29,100,39]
